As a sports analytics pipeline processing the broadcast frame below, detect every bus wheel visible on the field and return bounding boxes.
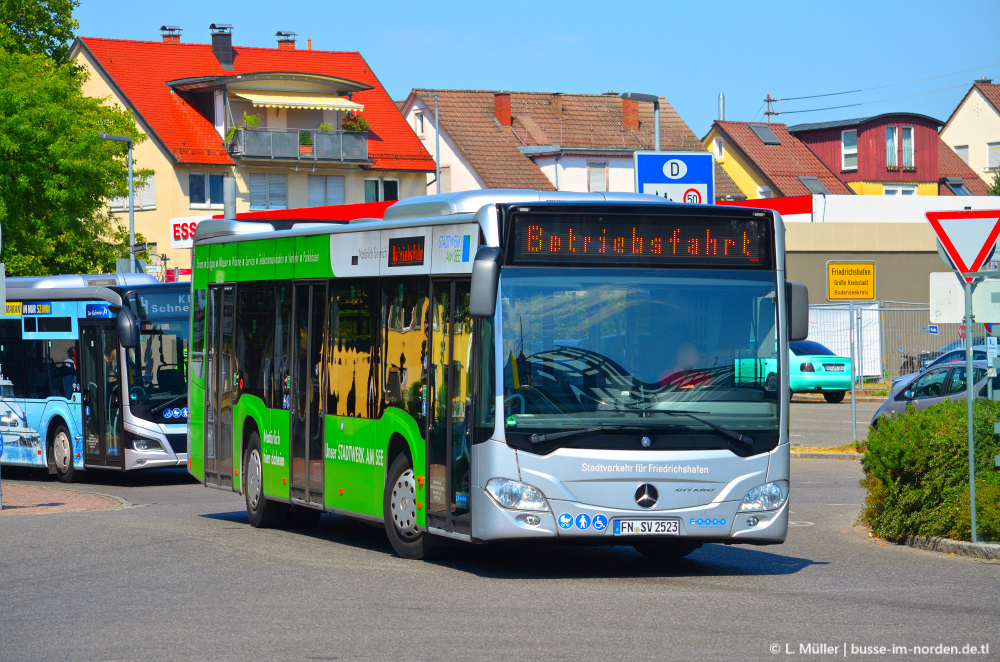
[383,454,432,559]
[244,432,288,528]
[633,541,702,560]
[52,424,77,483]
[823,391,846,404]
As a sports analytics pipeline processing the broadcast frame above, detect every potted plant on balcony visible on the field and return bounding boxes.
[341,112,371,133]
[225,112,261,150]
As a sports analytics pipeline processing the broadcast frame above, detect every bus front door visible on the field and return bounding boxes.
[79,322,123,468]
[426,279,472,536]
[205,285,235,489]
[290,282,326,506]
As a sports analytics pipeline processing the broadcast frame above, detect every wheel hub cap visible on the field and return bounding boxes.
[54,433,70,471]
[391,469,418,538]
[248,450,262,509]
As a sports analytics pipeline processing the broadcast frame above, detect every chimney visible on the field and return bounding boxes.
[718,92,725,121]
[551,93,563,120]
[494,92,511,127]
[307,38,312,50]
[622,97,639,131]
[276,31,297,50]
[209,23,234,70]
[975,77,993,84]
[160,25,182,43]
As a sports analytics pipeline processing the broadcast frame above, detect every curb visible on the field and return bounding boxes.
[898,534,1000,561]
[790,451,861,461]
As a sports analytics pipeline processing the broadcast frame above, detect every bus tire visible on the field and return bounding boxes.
[633,541,702,560]
[52,423,77,483]
[383,453,433,559]
[823,390,846,404]
[244,432,288,528]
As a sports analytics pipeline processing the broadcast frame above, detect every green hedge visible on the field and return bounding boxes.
[859,398,1000,542]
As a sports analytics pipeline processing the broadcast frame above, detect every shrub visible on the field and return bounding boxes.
[859,398,1000,542]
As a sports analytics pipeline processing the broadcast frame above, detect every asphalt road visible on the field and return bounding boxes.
[790,397,883,446]
[0,459,996,662]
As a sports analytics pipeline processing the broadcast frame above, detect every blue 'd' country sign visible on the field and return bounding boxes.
[86,304,113,319]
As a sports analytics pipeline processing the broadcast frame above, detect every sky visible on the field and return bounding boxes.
[75,0,1000,137]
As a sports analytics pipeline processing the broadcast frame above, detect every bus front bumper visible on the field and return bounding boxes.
[469,485,788,544]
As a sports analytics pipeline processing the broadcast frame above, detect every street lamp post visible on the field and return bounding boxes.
[620,92,660,151]
[99,133,135,273]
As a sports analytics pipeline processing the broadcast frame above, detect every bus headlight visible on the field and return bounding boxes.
[485,478,550,511]
[129,435,163,451]
[738,481,788,512]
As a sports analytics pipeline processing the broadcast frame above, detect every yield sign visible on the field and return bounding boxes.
[926,209,1000,283]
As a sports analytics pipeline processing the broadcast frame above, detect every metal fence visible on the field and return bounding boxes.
[807,302,983,383]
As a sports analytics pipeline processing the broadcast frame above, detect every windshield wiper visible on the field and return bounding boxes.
[151,395,186,415]
[609,408,755,447]
[529,424,638,444]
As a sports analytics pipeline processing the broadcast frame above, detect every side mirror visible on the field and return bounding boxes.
[115,306,140,349]
[470,246,502,318]
[788,282,809,342]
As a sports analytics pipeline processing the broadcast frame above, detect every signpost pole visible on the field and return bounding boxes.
[850,300,857,441]
[964,278,978,543]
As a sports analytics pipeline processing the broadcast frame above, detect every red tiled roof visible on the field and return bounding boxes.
[75,37,435,171]
[974,81,1000,115]
[409,89,744,199]
[711,121,853,197]
[937,138,989,196]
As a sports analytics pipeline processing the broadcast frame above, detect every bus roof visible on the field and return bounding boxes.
[5,273,166,305]
[194,189,677,245]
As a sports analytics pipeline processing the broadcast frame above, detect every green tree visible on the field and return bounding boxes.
[987,170,1000,196]
[0,0,79,61]
[0,50,148,276]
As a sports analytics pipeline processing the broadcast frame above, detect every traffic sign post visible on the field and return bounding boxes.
[634,151,715,204]
[826,261,877,442]
[926,209,1000,544]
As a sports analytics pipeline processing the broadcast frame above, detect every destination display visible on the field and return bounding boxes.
[510,213,771,267]
[388,236,425,267]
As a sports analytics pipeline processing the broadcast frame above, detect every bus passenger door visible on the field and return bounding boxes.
[426,279,472,536]
[290,282,326,506]
[205,285,235,489]
[79,322,123,468]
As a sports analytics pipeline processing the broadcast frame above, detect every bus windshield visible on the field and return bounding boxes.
[125,289,191,421]
[500,268,779,449]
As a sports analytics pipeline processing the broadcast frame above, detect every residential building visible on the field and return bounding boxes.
[398,89,744,200]
[71,25,435,275]
[940,78,1000,185]
[788,113,944,196]
[702,121,853,199]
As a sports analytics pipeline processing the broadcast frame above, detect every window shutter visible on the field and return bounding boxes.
[249,173,267,208]
[110,196,127,212]
[268,174,287,209]
[139,173,156,209]
[588,163,607,192]
[954,145,969,164]
[308,175,325,207]
[988,143,1000,169]
[326,175,345,205]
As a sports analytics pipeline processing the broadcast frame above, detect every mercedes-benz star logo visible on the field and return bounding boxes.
[635,483,658,509]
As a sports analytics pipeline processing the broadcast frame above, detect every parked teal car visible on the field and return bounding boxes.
[789,340,852,402]
[735,340,852,403]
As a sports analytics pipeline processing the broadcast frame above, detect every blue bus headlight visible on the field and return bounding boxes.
[485,478,549,511]
[738,481,788,512]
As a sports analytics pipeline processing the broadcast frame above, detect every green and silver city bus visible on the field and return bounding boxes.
[188,190,809,559]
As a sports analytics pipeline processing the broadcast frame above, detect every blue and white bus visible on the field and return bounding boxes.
[0,273,191,481]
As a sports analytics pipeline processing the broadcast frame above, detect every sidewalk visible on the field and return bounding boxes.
[0,482,122,516]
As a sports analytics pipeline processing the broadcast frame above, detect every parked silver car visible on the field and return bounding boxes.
[873,361,996,429]
[890,346,987,394]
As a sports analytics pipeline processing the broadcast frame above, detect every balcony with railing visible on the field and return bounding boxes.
[230,128,368,162]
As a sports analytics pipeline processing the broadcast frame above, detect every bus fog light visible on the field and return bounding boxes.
[524,515,540,526]
[486,478,549,511]
[738,481,788,512]
[746,516,759,527]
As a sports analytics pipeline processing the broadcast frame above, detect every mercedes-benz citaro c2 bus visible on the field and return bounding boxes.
[0,273,191,481]
[188,190,809,559]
